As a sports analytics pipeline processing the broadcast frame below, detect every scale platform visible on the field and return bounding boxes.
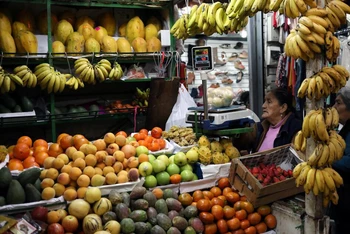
[186,105,260,130]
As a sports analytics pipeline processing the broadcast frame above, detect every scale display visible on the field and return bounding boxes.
[192,46,214,71]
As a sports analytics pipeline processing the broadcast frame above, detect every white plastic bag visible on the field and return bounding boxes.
[165,84,197,131]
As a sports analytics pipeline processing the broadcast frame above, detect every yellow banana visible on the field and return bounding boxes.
[311,22,327,35]
[328,1,346,24]
[325,31,334,48]
[293,130,304,151]
[304,0,317,8]
[330,130,346,150]
[330,190,339,205]
[301,109,315,138]
[307,143,323,166]
[307,76,316,100]
[47,75,56,94]
[293,162,308,178]
[304,183,311,194]
[59,75,66,92]
[316,111,329,142]
[315,169,325,193]
[323,167,344,188]
[311,31,325,45]
[330,107,339,129]
[36,68,53,81]
[306,167,316,191]
[332,0,350,14]
[326,6,341,29]
[296,23,311,34]
[315,75,324,100]
[301,134,307,152]
[75,63,89,75]
[269,0,284,11]
[298,31,317,44]
[299,16,314,28]
[323,196,330,208]
[319,71,335,91]
[297,77,310,98]
[324,108,333,129]
[333,64,350,78]
[296,164,311,187]
[305,8,328,17]
[295,0,308,14]
[295,35,314,59]
[322,67,342,85]
[317,144,329,167]
[307,15,329,29]
[330,137,344,160]
[288,0,300,18]
[312,180,320,195]
[9,74,23,86]
[322,169,336,192]
[325,17,335,33]
[309,110,322,139]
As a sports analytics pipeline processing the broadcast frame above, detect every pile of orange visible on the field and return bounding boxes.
[133,127,166,152]
[7,136,50,171]
[177,177,277,234]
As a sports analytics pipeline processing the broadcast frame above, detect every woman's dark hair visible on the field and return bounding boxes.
[337,86,350,111]
[239,91,249,107]
[269,87,295,114]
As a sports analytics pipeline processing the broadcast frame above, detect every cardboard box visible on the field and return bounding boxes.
[229,145,304,207]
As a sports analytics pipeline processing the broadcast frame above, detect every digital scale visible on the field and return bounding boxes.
[188,46,260,131]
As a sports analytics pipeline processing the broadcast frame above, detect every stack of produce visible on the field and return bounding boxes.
[28,177,277,234]
[162,126,197,147]
[292,108,346,206]
[192,135,240,165]
[0,94,34,114]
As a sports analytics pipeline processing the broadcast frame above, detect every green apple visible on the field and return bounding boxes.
[166,163,180,176]
[126,136,136,143]
[151,159,166,173]
[192,173,198,181]
[136,146,149,156]
[181,170,194,182]
[169,155,175,164]
[180,164,193,172]
[144,175,157,188]
[156,171,170,185]
[157,155,170,167]
[174,152,187,166]
[186,149,199,163]
[148,154,156,163]
[138,161,153,177]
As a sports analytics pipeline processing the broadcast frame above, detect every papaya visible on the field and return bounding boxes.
[0,167,12,189]
[125,16,144,44]
[94,26,108,44]
[0,12,12,34]
[146,16,162,31]
[78,22,95,41]
[12,21,28,37]
[0,31,16,55]
[66,32,85,55]
[116,37,132,53]
[17,30,38,53]
[16,9,36,32]
[54,20,74,44]
[145,24,158,41]
[25,184,41,203]
[118,22,126,37]
[75,16,95,31]
[52,41,65,55]
[85,38,100,53]
[6,180,25,204]
[147,37,161,52]
[17,167,41,187]
[37,11,58,35]
[101,35,117,53]
[98,12,116,36]
[131,37,147,53]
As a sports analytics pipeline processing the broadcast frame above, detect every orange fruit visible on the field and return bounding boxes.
[33,139,48,149]
[139,129,148,135]
[210,186,222,197]
[57,133,69,144]
[13,143,30,160]
[223,187,233,196]
[74,138,89,150]
[193,190,205,202]
[217,219,228,234]
[197,198,212,212]
[116,131,127,137]
[152,188,163,199]
[236,209,247,221]
[17,136,32,147]
[204,223,217,234]
[241,201,254,214]
[248,213,262,226]
[23,156,38,168]
[218,177,231,189]
[240,219,250,230]
[244,226,257,234]
[211,197,225,207]
[203,190,214,200]
[255,222,267,233]
[144,136,154,144]
[264,214,277,229]
[59,135,73,149]
[199,211,214,224]
[227,218,241,231]
[226,192,240,205]
[170,174,182,184]
[223,205,236,219]
[148,142,160,151]
[211,204,224,220]
[257,205,271,216]
[35,151,49,166]
[33,145,48,156]
[8,159,24,171]
[151,127,162,139]
[178,193,193,206]
[155,138,166,149]
[48,143,64,157]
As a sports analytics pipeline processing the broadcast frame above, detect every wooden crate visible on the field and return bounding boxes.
[229,144,304,208]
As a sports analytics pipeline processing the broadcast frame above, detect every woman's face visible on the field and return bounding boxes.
[333,95,350,125]
[261,92,286,124]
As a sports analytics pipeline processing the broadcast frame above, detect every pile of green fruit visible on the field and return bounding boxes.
[0,94,34,113]
[0,167,42,205]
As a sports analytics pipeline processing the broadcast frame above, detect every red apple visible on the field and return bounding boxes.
[288,169,293,177]
[47,223,64,234]
[31,206,48,222]
[273,177,280,183]
[279,175,286,181]
[257,174,264,183]
[62,215,79,233]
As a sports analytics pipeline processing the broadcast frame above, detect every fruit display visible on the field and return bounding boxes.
[133,87,150,109]
[0,66,24,94]
[74,58,112,84]
[162,126,197,147]
[191,135,240,165]
[246,163,294,186]
[20,178,277,234]
[34,63,66,93]
[132,127,167,152]
[297,65,349,101]
[13,65,38,88]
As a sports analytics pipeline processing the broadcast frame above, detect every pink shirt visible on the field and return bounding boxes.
[258,116,287,152]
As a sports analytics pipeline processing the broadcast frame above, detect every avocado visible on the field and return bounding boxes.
[89,104,100,115]
[77,106,89,116]
[0,104,11,113]
[20,96,34,112]
[13,105,22,112]
[0,94,16,110]
[67,106,79,117]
